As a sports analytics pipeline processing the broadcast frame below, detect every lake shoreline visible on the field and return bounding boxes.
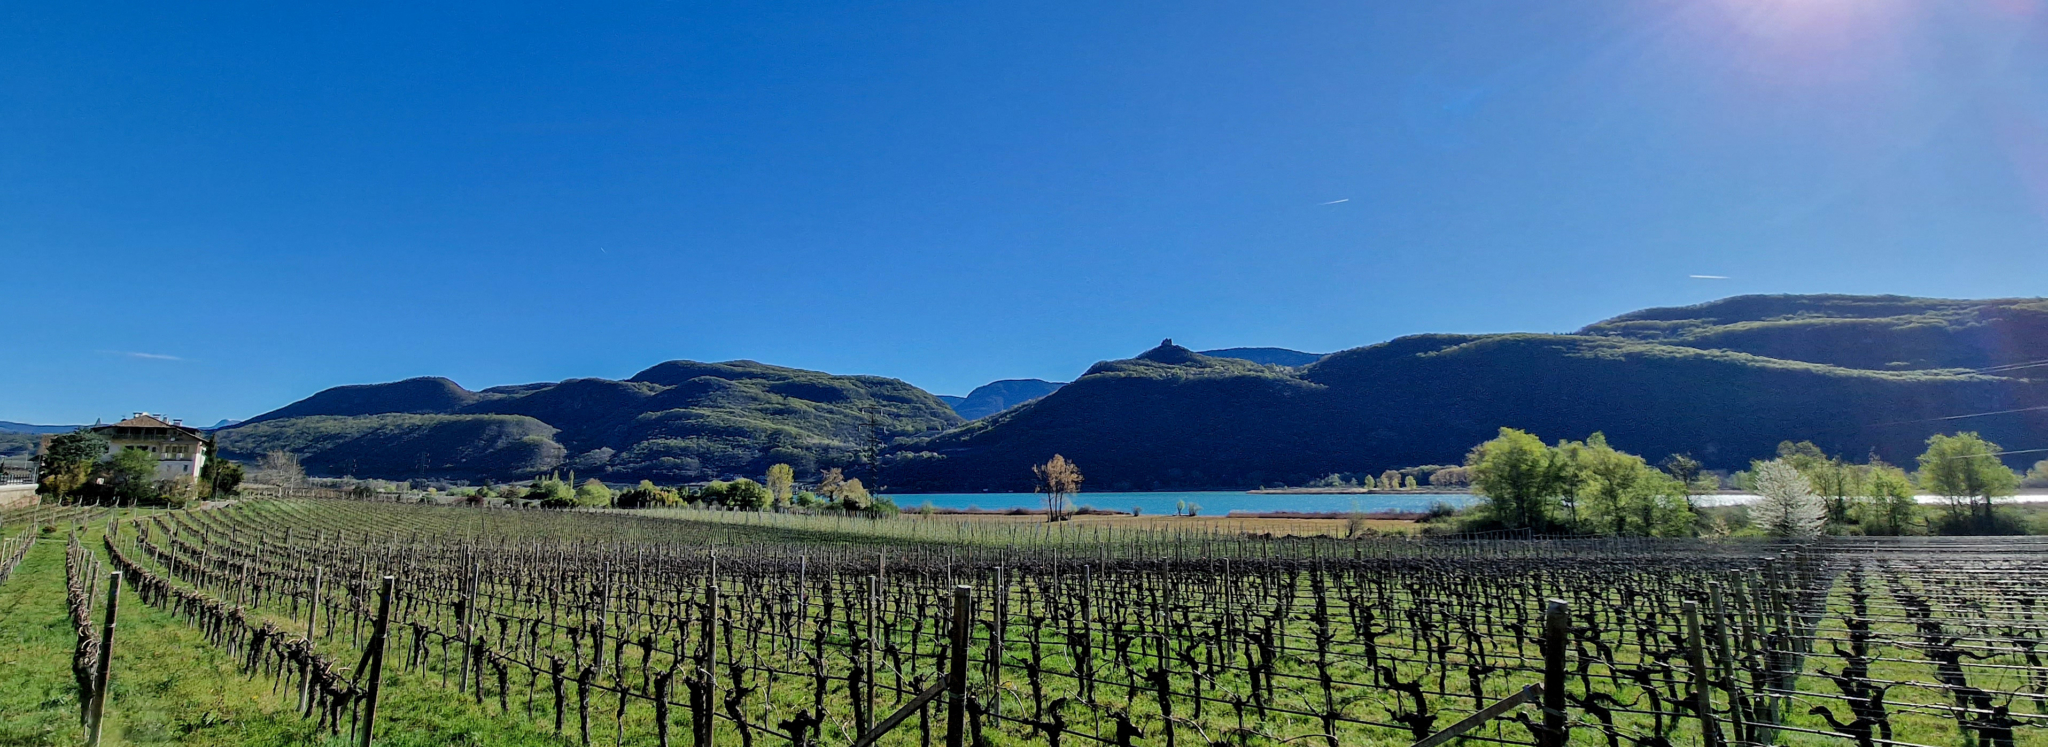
[1246,487,1468,495]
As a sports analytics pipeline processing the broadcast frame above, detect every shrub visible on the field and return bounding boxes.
[1422,501,1460,522]
[575,478,614,507]
[526,477,576,508]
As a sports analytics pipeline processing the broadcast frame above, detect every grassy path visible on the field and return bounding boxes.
[0,535,571,747]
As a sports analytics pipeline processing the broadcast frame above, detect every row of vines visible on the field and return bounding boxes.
[94,499,2048,747]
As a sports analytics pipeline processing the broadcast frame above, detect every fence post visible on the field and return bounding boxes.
[84,572,122,747]
[1683,599,1721,747]
[358,575,395,747]
[947,585,973,747]
[1540,599,1568,747]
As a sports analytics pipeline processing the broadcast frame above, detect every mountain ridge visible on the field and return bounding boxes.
[219,359,961,482]
[213,294,2048,489]
[0,421,84,435]
[888,330,2043,491]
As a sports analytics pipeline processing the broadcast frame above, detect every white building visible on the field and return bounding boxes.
[75,413,210,480]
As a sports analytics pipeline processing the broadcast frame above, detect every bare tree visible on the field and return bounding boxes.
[1034,454,1083,522]
[817,468,845,502]
[255,450,306,493]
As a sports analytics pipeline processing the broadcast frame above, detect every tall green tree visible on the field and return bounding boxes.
[1859,462,1918,536]
[1660,453,1701,488]
[1574,433,1648,535]
[1916,432,2020,533]
[1776,441,1829,472]
[616,480,679,508]
[703,478,772,510]
[1799,457,1864,526]
[1633,472,1697,537]
[1466,428,1572,531]
[765,463,796,508]
[36,431,108,499]
[527,475,576,508]
[836,478,872,511]
[200,454,245,499]
[1570,434,1695,537]
[102,447,164,504]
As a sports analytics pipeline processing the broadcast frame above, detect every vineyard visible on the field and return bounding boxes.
[6,499,2046,747]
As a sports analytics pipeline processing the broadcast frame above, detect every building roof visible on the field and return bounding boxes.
[92,413,208,440]
[110,413,178,429]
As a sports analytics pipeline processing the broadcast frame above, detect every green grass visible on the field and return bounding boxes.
[0,534,572,747]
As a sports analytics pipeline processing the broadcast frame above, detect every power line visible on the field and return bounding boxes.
[1866,405,2048,427]
[1974,358,2048,373]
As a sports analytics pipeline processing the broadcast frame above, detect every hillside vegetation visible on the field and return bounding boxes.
[1580,294,2048,370]
[1198,346,1325,366]
[888,326,2046,491]
[219,360,961,482]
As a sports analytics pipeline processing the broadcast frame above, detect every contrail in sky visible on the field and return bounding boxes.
[100,350,183,361]
[1689,275,1729,279]
[1319,198,1349,205]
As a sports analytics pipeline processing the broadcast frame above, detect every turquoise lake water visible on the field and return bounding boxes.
[878,491,1477,516]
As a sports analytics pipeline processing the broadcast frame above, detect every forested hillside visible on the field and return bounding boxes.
[218,360,961,482]
[887,327,2047,491]
[1580,295,2048,371]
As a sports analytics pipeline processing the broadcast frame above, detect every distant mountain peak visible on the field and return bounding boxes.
[948,379,1066,420]
[0,421,84,435]
[1136,340,1204,365]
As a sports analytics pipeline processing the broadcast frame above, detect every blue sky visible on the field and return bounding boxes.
[6,1,2047,425]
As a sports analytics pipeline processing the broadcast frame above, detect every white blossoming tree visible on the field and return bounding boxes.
[1752,458,1825,537]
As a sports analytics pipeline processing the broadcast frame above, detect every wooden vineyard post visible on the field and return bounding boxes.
[1683,599,1721,747]
[307,566,325,639]
[694,582,718,747]
[303,566,323,711]
[1710,582,1746,744]
[459,562,476,693]
[947,585,973,747]
[990,567,1006,721]
[359,576,395,747]
[864,574,879,737]
[1540,599,1568,747]
[84,572,122,747]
